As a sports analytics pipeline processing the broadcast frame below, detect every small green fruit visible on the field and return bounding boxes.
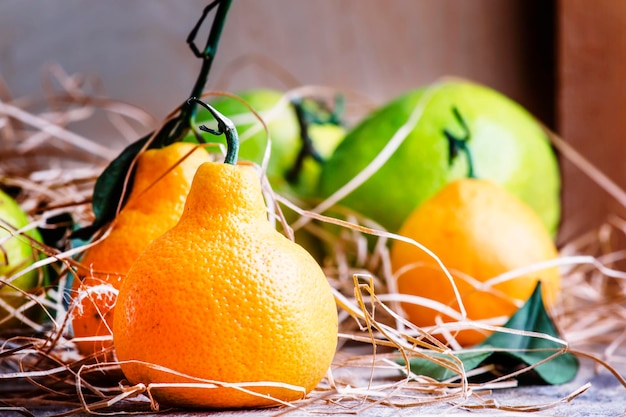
[318,80,561,235]
[187,88,345,199]
[286,123,346,199]
[0,189,44,328]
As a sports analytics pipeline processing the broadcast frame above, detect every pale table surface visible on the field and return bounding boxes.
[19,354,626,417]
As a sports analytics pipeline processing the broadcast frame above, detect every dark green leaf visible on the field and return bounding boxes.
[402,282,579,385]
[70,136,148,240]
[480,282,579,384]
[403,349,492,381]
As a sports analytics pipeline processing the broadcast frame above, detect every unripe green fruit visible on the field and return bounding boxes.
[0,189,44,328]
[318,80,561,236]
[186,89,345,199]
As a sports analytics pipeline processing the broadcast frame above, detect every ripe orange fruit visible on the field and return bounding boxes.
[390,178,560,346]
[71,142,211,357]
[113,161,338,409]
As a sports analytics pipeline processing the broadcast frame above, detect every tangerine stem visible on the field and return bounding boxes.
[285,97,323,184]
[286,95,344,184]
[170,0,233,141]
[190,98,239,165]
[72,2,233,240]
[443,107,476,178]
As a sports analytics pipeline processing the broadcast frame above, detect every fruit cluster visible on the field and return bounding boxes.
[1,78,562,410]
[184,83,562,346]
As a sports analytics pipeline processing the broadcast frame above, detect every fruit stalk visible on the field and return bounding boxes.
[285,98,324,184]
[193,98,240,165]
[171,0,233,141]
[286,95,344,184]
[74,1,233,239]
[443,107,475,178]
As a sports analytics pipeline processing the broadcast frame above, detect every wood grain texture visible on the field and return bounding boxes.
[557,0,626,241]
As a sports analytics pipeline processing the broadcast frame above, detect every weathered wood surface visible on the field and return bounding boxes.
[557,0,626,242]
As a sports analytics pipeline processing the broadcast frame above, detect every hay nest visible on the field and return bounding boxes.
[0,65,625,416]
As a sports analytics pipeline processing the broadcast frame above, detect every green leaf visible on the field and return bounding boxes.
[480,282,579,384]
[70,136,149,240]
[402,282,579,384]
[403,349,492,381]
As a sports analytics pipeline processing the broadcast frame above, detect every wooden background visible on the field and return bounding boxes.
[558,0,626,243]
[0,0,623,244]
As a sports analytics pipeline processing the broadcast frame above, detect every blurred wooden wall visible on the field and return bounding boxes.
[219,1,555,124]
[558,0,626,242]
[5,0,624,243]
[0,1,554,121]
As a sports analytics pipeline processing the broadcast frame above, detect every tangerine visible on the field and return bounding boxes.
[71,142,210,357]
[390,178,560,346]
[113,160,338,409]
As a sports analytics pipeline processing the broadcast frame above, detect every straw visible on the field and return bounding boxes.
[0,66,625,415]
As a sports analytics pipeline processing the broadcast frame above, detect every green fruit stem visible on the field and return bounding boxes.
[193,99,239,165]
[72,1,234,240]
[286,95,344,184]
[286,98,324,184]
[443,106,476,178]
[170,0,233,142]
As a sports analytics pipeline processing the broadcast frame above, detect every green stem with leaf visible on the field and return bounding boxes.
[73,0,233,239]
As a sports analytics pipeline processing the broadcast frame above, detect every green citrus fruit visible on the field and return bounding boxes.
[0,189,44,328]
[317,80,561,236]
[185,89,345,198]
[287,123,346,198]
